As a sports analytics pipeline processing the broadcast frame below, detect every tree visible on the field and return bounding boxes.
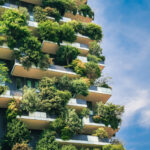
[103,144,125,150]
[18,7,30,20]
[38,20,60,43]
[59,23,77,43]
[93,128,108,139]
[12,142,32,150]
[36,130,59,150]
[94,102,124,129]
[85,62,101,83]
[4,120,30,149]
[70,78,89,97]
[21,86,41,113]
[61,145,77,150]
[87,54,102,63]
[55,45,80,66]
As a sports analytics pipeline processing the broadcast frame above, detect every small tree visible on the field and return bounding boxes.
[103,144,125,150]
[21,86,41,113]
[93,128,108,139]
[18,7,30,20]
[85,62,101,83]
[12,142,32,150]
[61,145,78,150]
[38,20,60,43]
[36,130,59,150]
[4,119,30,149]
[55,45,80,66]
[59,23,77,43]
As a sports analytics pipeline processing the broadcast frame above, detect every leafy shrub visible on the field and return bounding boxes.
[60,23,77,43]
[0,0,5,5]
[0,86,7,95]
[4,119,30,149]
[61,126,73,140]
[89,41,104,60]
[12,142,32,150]
[42,0,77,16]
[92,115,101,123]
[80,108,90,118]
[0,36,6,46]
[94,102,124,129]
[79,4,94,18]
[6,99,20,122]
[87,54,102,63]
[45,7,61,21]
[70,78,89,97]
[19,7,30,20]
[93,128,108,139]
[21,86,41,113]
[55,45,80,65]
[85,62,101,83]
[38,20,60,43]
[61,145,77,150]
[103,144,125,150]
[36,130,59,150]
[33,6,47,22]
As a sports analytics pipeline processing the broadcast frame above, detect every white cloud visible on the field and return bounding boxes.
[88,0,150,128]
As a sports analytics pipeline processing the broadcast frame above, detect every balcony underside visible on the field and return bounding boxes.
[0,46,13,60]
[17,116,52,130]
[76,35,93,46]
[0,96,12,108]
[78,92,111,104]
[42,41,89,56]
[11,63,77,79]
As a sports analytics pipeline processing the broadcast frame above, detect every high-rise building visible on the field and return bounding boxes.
[0,0,124,149]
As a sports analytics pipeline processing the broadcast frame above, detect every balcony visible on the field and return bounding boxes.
[20,0,42,5]
[56,135,110,147]
[77,56,105,70]
[78,86,112,103]
[47,16,72,24]
[42,41,89,56]
[0,90,22,108]
[67,98,87,111]
[11,61,77,79]
[0,44,13,60]
[82,116,118,137]
[17,112,56,130]
[0,3,18,10]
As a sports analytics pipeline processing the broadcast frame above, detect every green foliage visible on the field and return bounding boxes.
[55,45,79,65]
[6,99,20,122]
[18,7,30,20]
[12,142,32,150]
[61,126,73,140]
[38,20,60,43]
[79,4,94,18]
[94,102,124,129]
[14,36,49,70]
[4,119,30,149]
[39,77,72,115]
[60,23,77,42]
[0,85,7,95]
[89,41,105,60]
[92,115,101,123]
[33,6,47,22]
[0,62,10,83]
[61,145,77,150]
[70,78,89,97]
[64,109,82,135]
[21,86,41,113]
[103,144,125,150]
[0,36,6,46]
[45,7,61,22]
[42,0,77,16]
[85,62,101,83]
[80,108,90,118]
[93,128,108,139]
[0,0,5,5]
[36,130,59,150]
[87,54,102,63]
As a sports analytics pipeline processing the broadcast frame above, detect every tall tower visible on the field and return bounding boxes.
[0,0,124,149]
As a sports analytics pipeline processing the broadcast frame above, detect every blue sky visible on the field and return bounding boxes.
[88,0,150,150]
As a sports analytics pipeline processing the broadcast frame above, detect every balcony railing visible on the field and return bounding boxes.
[47,16,72,23]
[0,3,18,9]
[17,111,56,130]
[56,135,110,147]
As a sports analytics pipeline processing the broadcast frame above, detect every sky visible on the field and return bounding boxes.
[88,0,150,150]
